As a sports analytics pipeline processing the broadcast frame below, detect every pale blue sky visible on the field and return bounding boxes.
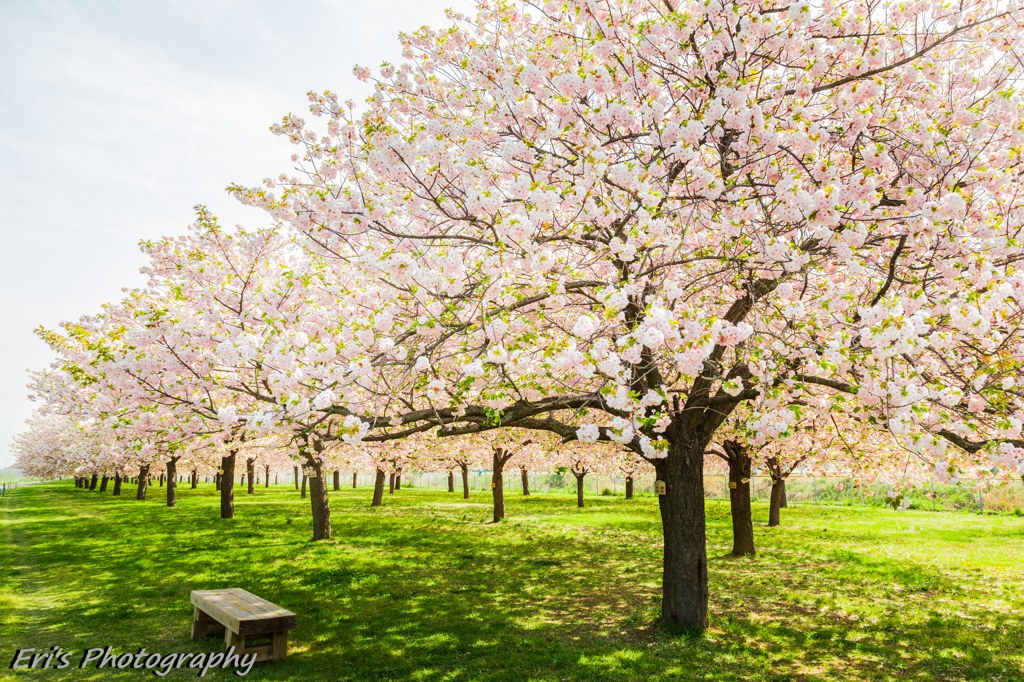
[0,0,470,467]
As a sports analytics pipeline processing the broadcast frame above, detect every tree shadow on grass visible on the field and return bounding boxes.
[3,485,1024,681]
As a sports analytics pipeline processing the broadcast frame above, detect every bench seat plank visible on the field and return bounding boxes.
[190,588,297,636]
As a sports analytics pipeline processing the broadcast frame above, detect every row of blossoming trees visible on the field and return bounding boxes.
[12,0,1024,632]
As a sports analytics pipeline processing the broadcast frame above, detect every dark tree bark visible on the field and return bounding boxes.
[246,458,256,494]
[220,452,236,519]
[395,470,402,490]
[301,446,331,541]
[448,470,455,492]
[214,472,221,491]
[625,476,634,500]
[333,470,340,491]
[99,476,109,493]
[265,465,270,488]
[293,465,300,490]
[136,465,150,500]
[388,472,395,494]
[371,468,385,506]
[460,462,470,499]
[301,473,308,499]
[653,434,708,632]
[765,455,804,526]
[112,473,122,496]
[191,469,198,489]
[491,448,507,522]
[769,479,785,527]
[89,474,98,491]
[574,472,586,508]
[520,468,530,496]
[352,471,358,488]
[166,458,179,508]
[159,474,164,487]
[723,440,755,556]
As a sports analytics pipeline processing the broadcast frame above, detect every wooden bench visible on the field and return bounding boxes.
[190,588,296,662]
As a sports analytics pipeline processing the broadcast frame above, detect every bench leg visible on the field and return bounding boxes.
[272,630,288,660]
[192,608,224,640]
[225,628,245,650]
[224,629,289,662]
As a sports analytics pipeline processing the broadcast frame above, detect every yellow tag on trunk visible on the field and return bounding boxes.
[656,480,666,495]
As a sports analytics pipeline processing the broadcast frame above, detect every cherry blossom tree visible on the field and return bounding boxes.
[232,0,1024,630]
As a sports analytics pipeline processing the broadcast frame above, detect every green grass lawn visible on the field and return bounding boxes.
[2,482,1023,681]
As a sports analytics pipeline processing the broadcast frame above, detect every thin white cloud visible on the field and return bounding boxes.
[0,0,471,466]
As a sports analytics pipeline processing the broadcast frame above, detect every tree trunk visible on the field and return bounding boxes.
[294,466,300,490]
[136,465,150,500]
[159,474,164,487]
[654,436,708,632]
[352,471,358,488]
[460,462,470,499]
[371,468,385,506]
[395,471,402,490]
[244,458,254,495]
[724,442,755,556]
[625,476,634,500]
[112,474,121,496]
[301,473,308,499]
[769,478,785,527]
[305,457,331,541]
[333,470,340,491]
[388,472,395,494]
[191,470,198,489]
[89,474,98,491]
[492,449,506,522]
[99,475,109,493]
[214,472,221,491]
[448,470,455,493]
[779,479,788,508]
[265,465,270,488]
[166,459,178,508]
[220,453,236,519]
[575,473,586,508]
[521,468,530,496]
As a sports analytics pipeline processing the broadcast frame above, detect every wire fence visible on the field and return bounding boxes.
[58,469,1024,515]
[339,471,1024,514]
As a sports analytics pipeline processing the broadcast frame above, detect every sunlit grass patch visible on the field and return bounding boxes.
[2,482,1023,680]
